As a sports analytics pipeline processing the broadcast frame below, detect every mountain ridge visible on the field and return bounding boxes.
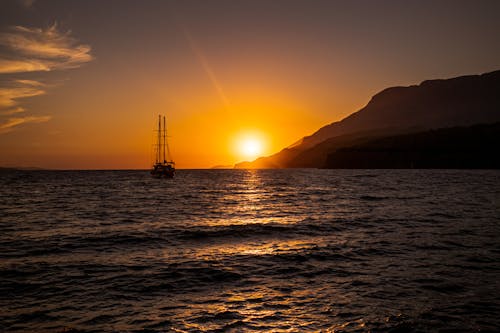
[235,69,500,169]
[325,122,500,169]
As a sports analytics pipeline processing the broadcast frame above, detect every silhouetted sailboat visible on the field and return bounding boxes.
[151,115,175,178]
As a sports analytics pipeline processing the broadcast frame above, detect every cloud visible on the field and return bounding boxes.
[0,24,93,74]
[0,106,25,115]
[15,79,45,86]
[0,24,92,134]
[0,79,46,109]
[0,79,49,133]
[0,58,51,73]
[0,115,51,133]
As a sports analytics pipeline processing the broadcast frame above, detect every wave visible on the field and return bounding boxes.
[1,169,499,332]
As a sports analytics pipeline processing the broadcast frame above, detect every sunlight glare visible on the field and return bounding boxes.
[241,139,262,158]
[234,131,267,161]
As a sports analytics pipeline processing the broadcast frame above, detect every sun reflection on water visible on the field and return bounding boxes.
[238,169,264,210]
[191,237,332,259]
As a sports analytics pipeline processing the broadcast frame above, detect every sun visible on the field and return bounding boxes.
[234,133,266,161]
[240,139,262,158]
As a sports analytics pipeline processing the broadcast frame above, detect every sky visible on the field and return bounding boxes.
[0,0,499,169]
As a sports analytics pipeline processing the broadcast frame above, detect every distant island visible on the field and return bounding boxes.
[236,69,500,169]
[210,165,234,169]
[0,166,48,171]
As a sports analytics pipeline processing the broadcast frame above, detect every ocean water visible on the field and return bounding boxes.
[1,169,499,332]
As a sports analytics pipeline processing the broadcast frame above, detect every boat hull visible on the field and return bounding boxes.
[151,164,175,178]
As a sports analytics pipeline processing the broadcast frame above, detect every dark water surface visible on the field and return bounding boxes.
[1,169,499,332]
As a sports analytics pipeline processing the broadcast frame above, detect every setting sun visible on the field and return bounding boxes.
[233,131,268,161]
[240,138,262,158]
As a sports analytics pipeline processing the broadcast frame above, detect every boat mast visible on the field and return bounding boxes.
[163,116,166,163]
[165,117,172,164]
[157,115,161,164]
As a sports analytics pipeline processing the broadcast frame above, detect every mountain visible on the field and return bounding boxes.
[325,122,500,169]
[235,69,500,168]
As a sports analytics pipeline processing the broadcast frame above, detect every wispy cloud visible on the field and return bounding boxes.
[0,79,46,109]
[0,80,49,131]
[0,115,51,134]
[0,24,92,133]
[0,24,93,74]
[15,79,46,87]
[0,106,25,115]
[0,58,51,73]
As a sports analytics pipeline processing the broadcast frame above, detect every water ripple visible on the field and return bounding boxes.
[1,169,499,332]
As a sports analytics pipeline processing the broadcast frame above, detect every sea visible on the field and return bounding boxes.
[1,169,499,333]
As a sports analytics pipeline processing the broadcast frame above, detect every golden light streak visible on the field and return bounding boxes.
[181,26,230,109]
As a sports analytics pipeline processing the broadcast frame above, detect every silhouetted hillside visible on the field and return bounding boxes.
[235,69,500,168]
[325,123,500,169]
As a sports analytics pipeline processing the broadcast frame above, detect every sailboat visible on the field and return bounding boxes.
[151,115,175,178]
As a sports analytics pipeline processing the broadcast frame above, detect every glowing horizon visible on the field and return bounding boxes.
[1,1,500,169]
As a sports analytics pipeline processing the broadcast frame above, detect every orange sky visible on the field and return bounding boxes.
[1,1,500,169]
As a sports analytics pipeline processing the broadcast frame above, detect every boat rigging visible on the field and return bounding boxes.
[151,115,175,178]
